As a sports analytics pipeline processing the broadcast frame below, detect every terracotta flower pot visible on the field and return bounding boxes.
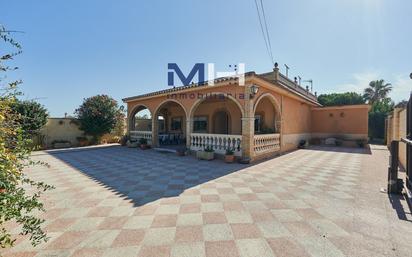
[176,150,186,156]
[79,140,89,147]
[224,154,235,163]
[140,144,149,150]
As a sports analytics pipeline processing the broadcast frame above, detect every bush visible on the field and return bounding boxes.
[356,139,365,148]
[75,95,124,143]
[119,135,129,146]
[369,111,386,139]
[368,98,394,139]
[0,26,53,248]
[204,146,214,152]
[225,148,234,155]
[11,100,48,136]
[318,92,365,106]
[139,138,148,145]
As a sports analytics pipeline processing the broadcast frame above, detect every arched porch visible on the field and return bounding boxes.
[152,100,187,148]
[129,105,153,144]
[188,94,244,156]
[253,93,282,156]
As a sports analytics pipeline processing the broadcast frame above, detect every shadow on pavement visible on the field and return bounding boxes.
[306,145,372,155]
[47,145,252,207]
[388,193,412,222]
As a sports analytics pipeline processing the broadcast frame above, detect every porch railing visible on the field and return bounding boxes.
[130,130,152,142]
[254,133,280,155]
[190,133,242,156]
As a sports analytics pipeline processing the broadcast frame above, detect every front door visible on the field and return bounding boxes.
[213,111,229,134]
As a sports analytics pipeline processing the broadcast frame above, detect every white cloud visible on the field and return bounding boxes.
[334,71,412,103]
[335,71,381,94]
[390,75,412,102]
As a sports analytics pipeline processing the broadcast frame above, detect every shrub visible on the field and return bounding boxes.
[204,146,214,152]
[75,95,124,143]
[298,140,306,148]
[0,25,53,248]
[356,139,365,148]
[139,138,148,145]
[225,148,234,155]
[119,135,129,146]
[0,88,54,248]
[317,92,365,106]
[11,100,48,136]
[368,98,394,139]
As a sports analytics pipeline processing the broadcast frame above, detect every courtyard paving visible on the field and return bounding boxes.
[2,145,412,257]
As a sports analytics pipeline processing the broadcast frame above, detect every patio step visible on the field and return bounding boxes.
[153,147,177,154]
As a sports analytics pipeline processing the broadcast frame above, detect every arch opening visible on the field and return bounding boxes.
[253,94,281,134]
[190,96,243,135]
[130,105,152,132]
[153,100,187,147]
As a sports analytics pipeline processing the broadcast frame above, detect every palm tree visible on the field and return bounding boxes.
[363,80,392,104]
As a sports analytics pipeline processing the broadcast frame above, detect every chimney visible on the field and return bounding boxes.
[273,62,279,80]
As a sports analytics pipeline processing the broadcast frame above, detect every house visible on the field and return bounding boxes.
[122,64,369,162]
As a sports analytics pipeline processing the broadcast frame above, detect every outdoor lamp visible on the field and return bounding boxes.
[250,84,259,98]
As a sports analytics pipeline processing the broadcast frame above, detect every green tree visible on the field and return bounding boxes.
[0,25,53,248]
[109,106,126,137]
[368,98,394,140]
[12,100,48,136]
[318,92,365,106]
[363,79,392,104]
[75,95,124,142]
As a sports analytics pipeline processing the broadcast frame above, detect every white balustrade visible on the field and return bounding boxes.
[254,133,280,155]
[130,131,152,142]
[190,133,242,156]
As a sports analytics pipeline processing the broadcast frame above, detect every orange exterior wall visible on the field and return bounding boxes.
[281,97,312,151]
[125,76,370,154]
[386,108,407,169]
[311,105,369,139]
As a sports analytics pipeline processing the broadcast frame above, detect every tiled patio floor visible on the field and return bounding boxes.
[2,145,412,257]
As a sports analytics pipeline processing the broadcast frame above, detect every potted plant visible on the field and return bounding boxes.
[197,146,215,160]
[224,148,235,163]
[126,139,138,148]
[356,139,366,148]
[139,138,149,150]
[298,140,307,149]
[76,136,89,147]
[119,135,129,146]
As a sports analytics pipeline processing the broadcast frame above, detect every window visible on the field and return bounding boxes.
[254,115,262,133]
[193,116,208,133]
[171,117,182,131]
[158,115,165,132]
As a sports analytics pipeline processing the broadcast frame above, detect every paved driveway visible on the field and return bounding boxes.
[2,145,412,257]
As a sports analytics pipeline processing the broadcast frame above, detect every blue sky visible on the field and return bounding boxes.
[2,0,411,116]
